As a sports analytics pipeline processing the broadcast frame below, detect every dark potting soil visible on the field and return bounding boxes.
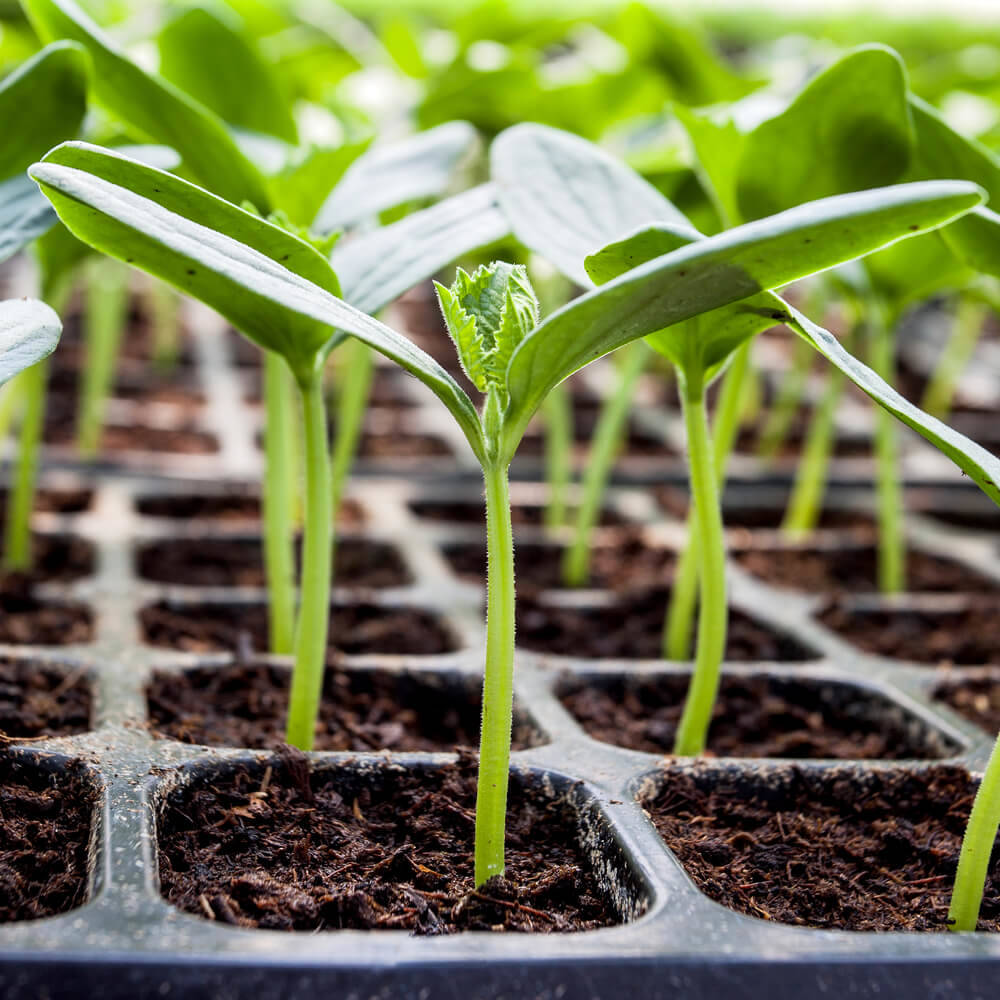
[147,662,543,751]
[44,413,219,455]
[816,600,1000,665]
[57,303,197,368]
[256,422,452,459]
[516,588,816,661]
[136,537,410,589]
[139,601,456,657]
[559,674,955,760]
[157,750,619,933]
[48,363,205,410]
[0,534,95,584]
[442,530,673,594]
[0,577,93,645]
[0,487,93,515]
[735,546,996,594]
[733,419,871,459]
[408,497,625,528]
[0,754,96,923]
[642,764,1000,931]
[933,674,1000,734]
[135,491,365,526]
[0,658,91,738]
[655,485,877,534]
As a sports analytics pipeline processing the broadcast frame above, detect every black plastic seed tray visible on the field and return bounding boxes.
[1,291,1000,998]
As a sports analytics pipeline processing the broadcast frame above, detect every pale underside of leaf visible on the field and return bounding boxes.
[0,298,61,386]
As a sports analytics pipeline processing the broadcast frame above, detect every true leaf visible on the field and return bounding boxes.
[736,45,914,221]
[0,298,61,385]
[157,7,298,145]
[0,40,88,181]
[314,121,479,232]
[332,183,509,314]
[29,143,484,457]
[491,122,694,287]
[501,180,984,450]
[21,0,270,208]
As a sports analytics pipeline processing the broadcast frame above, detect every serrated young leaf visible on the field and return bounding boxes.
[434,279,489,391]
[488,281,537,386]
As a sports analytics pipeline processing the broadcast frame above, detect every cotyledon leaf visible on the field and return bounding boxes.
[21,0,270,209]
[782,297,1000,506]
[0,298,61,386]
[940,206,1000,279]
[0,40,88,182]
[157,7,298,145]
[333,184,509,314]
[500,180,984,453]
[28,143,484,458]
[314,121,479,232]
[490,122,695,287]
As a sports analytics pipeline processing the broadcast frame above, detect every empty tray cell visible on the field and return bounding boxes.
[517,590,818,662]
[139,600,458,657]
[136,537,410,589]
[735,546,997,594]
[0,753,99,923]
[134,490,365,526]
[155,755,646,932]
[148,663,546,751]
[640,762,999,932]
[933,672,1000,735]
[558,672,959,760]
[408,496,625,528]
[0,587,93,646]
[817,600,1000,665]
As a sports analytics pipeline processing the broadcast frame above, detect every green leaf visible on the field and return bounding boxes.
[22,0,270,208]
[736,46,914,221]
[674,103,744,228]
[783,298,1000,506]
[29,142,484,458]
[268,141,370,228]
[332,183,509,314]
[501,180,984,451]
[0,174,58,263]
[490,122,695,287]
[314,121,479,232]
[157,7,298,145]
[0,41,88,181]
[0,298,61,386]
[940,206,1000,279]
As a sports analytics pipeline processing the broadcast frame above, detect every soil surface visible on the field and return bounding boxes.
[735,546,996,594]
[0,577,93,646]
[560,674,953,760]
[733,417,870,459]
[443,530,673,594]
[157,750,620,933]
[0,488,93,515]
[409,498,624,528]
[45,415,219,455]
[643,764,1000,931]
[933,673,1000,734]
[257,421,452,459]
[0,658,91,738]
[0,754,95,922]
[817,601,1000,665]
[517,589,815,661]
[148,662,542,751]
[135,492,365,526]
[655,486,877,534]
[136,537,410,589]
[0,534,95,584]
[139,601,456,657]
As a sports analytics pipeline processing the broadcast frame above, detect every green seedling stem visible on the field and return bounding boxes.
[562,341,648,587]
[870,300,906,593]
[330,338,375,519]
[284,365,333,749]
[263,350,298,655]
[671,371,728,755]
[76,257,129,457]
[542,382,572,530]
[921,294,987,420]
[3,273,73,571]
[663,342,750,662]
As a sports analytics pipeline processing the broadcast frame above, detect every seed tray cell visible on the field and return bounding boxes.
[0,299,999,996]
